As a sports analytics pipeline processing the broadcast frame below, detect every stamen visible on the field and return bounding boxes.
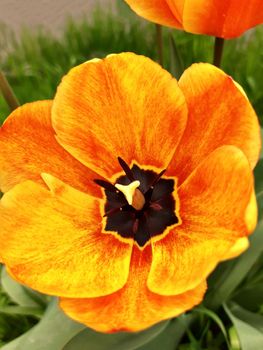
[115,180,145,210]
[104,206,123,217]
[150,169,166,188]
[94,179,118,193]
[144,169,166,201]
[117,157,135,182]
[150,203,163,211]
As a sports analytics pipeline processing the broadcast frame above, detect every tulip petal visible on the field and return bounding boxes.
[60,246,206,332]
[183,0,263,38]
[244,190,258,234]
[0,175,132,298]
[222,237,250,261]
[52,53,187,179]
[148,146,254,296]
[166,0,186,23]
[168,63,261,184]
[0,101,101,197]
[124,0,183,28]
[223,189,258,261]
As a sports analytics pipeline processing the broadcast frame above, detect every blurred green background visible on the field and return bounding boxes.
[0,1,263,350]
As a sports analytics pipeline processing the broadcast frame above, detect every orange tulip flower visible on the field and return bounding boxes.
[0,53,260,332]
[125,0,263,38]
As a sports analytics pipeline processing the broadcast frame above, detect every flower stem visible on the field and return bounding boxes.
[213,37,225,68]
[0,70,19,111]
[156,24,164,66]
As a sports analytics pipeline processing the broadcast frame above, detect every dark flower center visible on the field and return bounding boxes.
[95,158,179,247]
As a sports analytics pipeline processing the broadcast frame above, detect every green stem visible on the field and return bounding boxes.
[155,24,164,66]
[0,70,19,111]
[213,37,225,68]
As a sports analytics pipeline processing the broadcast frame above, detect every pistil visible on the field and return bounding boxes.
[115,180,145,210]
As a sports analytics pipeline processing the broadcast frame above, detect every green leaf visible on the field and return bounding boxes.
[228,327,240,350]
[254,158,263,196]
[205,219,263,309]
[1,299,85,350]
[255,160,263,218]
[260,128,263,159]
[234,284,263,312]
[1,267,45,308]
[255,127,263,220]
[227,302,263,333]
[193,306,230,348]
[63,319,170,350]
[224,302,263,350]
[138,315,195,350]
[258,196,263,237]
[0,305,43,317]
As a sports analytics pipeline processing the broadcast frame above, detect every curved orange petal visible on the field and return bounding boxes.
[52,53,187,179]
[245,190,258,234]
[183,0,263,38]
[0,175,132,298]
[222,237,250,261]
[60,246,206,333]
[124,0,183,28]
[148,146,254,296]
[0,101,101,197]
[223,189,258,261]
[168,63,261,184]
[166,0,186,23]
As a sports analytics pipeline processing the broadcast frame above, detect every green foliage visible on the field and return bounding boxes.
[63,319,169,350]
[1,268,48,309]
[0,267,40,347]
[224,303,263,350]
[1,299,85,350]
[0,2,263,349]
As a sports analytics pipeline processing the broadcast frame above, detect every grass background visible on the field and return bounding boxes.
[0,1,263,349]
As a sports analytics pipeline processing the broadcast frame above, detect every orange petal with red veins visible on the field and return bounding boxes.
[0,101,101,197]
[168,63,261,184]
[148,146,254,296]
[0,175,132,298]
[183,0,263,38]
[52,53,187,179]
[124,0,183,28]
[60,246,206,333]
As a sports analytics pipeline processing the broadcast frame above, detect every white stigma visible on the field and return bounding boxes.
[115,180,141,205]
